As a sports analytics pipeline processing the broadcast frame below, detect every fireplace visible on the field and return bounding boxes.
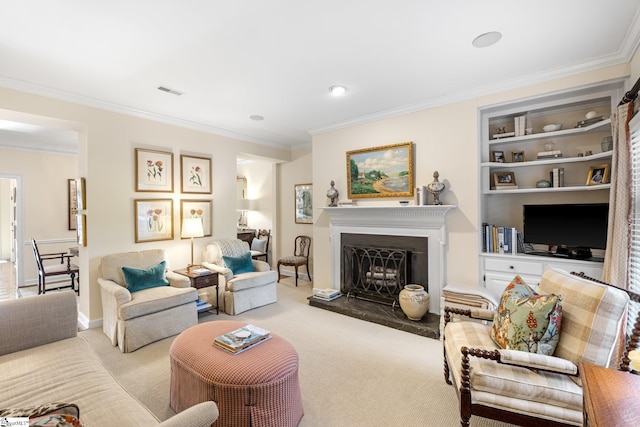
[341,233,428,307]
[322,205,454,314]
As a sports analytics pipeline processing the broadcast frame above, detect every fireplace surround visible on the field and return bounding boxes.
[322,205,455,314]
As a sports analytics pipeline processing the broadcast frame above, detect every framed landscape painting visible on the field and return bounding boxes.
[180,199,213,237]
[181,155,212,194]
[134,199,174,243]
[346,142,414,199]
[135,148,174,192]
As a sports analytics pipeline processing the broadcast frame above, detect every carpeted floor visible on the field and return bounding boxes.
[80,276,516,427]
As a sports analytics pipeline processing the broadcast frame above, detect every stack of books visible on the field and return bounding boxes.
[312,288,341,301]
[537,150,563,159]
[482,224,525,255]
[550,167,564,187]
[576,116,604,128]
[190,267,211,275]
[213,324,271,354]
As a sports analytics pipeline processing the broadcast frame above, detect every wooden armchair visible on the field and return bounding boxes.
[442,268,640,427]
[250,229,271,263]
[30,238,79,295]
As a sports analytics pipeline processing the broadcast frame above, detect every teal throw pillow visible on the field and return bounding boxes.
[122,261,169,293]
[223,252,255,275]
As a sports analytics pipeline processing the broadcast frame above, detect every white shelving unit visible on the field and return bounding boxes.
[477,79,627,298]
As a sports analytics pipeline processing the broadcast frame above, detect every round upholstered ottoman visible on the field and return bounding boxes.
[169,321,304,427]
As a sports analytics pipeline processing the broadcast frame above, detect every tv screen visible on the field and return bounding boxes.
[523,203,609,251]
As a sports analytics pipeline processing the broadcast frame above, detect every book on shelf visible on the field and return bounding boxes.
[482,224,524,255]
[537,150,563,159]
[312,287,342,301]
[492,131,515,139]
[213,324,271,354]
[550,167,564,187]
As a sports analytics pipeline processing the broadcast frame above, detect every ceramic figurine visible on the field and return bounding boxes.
[426,171,445,205]
[326,180,339,207]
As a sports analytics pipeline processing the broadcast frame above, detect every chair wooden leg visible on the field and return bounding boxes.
[294,266,299,287]
[305,261,311,281]
[277,263,281,282]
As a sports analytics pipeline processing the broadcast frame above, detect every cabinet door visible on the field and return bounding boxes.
[484,271,541,300]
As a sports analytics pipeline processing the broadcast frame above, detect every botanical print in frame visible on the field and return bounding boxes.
[134,199,174,243]
[68,179,77,230]
[180,199,213,238]
[181,155,212,194]
[294,184,313,224]
[135,148,174,192]
[347,142,414,199]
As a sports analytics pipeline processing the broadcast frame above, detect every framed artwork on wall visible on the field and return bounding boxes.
[135,148,174,192]
[346,142,414,199]
[181,154,212,194]
[180,199,212,237]
[134,199,174,243]
[76,214,87,246]
[68,179,77,230]
[294,184,313,224]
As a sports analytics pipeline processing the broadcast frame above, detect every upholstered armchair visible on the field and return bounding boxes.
[443,268,635,427]
[202,239,278,315]
[98,249,198,353]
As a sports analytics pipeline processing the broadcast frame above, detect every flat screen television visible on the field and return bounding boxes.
[522,203,609,259]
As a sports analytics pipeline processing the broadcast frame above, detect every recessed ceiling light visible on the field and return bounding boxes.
[249,115,264,121]
[329,85,347,96]
[472,31,502,48]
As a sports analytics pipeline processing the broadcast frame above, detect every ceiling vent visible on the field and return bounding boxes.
[157,86,184,96]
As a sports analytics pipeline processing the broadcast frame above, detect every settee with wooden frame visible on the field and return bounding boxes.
[442,268,640,427]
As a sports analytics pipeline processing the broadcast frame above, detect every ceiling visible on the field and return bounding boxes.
[1,1,640,150]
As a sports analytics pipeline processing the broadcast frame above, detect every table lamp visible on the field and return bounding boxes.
[181,218,204,271]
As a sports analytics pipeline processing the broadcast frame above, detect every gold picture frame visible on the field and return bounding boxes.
[512,151,525,163]
[346,142,414,199]
[134,199,174,243]
[586,164,610,186]
[491,151,505,163]
[181,154,212,194]
[180,199,212,238]
[68,179,77,230]
[493,171,517,188]
[135,148,174,192]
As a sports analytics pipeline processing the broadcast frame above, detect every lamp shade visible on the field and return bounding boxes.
[237,199,251,211]
[181,218,204,238]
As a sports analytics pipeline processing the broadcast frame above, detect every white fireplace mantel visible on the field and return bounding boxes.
[321,205,455,314]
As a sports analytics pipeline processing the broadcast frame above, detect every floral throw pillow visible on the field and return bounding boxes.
[490,275,563,355]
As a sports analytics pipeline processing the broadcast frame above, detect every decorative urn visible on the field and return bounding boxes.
[398,284,430,321]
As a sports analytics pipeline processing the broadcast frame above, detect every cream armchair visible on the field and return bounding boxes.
[98,249,198,353]
[202,239,278,315]
[443,268,636,427]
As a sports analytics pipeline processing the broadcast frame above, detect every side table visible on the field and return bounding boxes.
[580,362,640,426]
[173,269,219,314]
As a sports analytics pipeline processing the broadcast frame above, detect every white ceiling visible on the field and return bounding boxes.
[1,1,640,150]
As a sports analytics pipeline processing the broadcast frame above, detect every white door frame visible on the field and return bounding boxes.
[0,173,23,288]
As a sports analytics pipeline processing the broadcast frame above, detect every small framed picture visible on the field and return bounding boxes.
[181,155,212,194]
[294,184,313,224]
[134,199,174,243]
[586,164,610,186]
[493,171,517,188]
[491,151,505,163]
[512,151,525,163]
[68,179,77,231]
[135,148,174,192]
[180,199,213,238]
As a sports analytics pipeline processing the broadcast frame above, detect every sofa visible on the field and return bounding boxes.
[202,239,278,315]
[98,249,198,352]
[0,291,219,426]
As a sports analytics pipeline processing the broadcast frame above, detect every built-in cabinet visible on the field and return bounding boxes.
[478,79,626,298]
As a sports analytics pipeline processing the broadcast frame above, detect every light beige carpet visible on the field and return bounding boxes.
[80,277,516,427]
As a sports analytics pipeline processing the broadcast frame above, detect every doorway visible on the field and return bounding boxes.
[0,174,22,299]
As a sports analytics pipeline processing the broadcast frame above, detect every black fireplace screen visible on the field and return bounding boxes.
[342,245,408,307]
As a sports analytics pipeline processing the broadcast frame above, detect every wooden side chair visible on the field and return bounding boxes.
[250,229,271,263]
[277,235,311,287]
[30,238,79,295]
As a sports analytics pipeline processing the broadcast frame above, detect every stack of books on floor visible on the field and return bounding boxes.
[213,324,271,354]
[196,298,212,312]
[312,288,342,301]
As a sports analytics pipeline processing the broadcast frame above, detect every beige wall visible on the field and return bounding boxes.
[276,147,313,277]
[0,86,290,325]
[0,149,78,280]
[311,64,631,290]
